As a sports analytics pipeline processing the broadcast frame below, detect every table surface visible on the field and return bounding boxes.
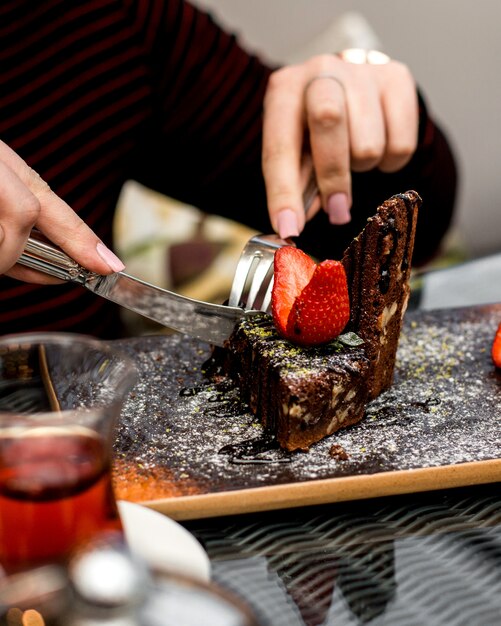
[183,262,501,626]
[186,483,501,626]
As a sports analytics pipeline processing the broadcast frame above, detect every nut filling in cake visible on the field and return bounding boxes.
[220,191,421,451]
[222,314,370,451]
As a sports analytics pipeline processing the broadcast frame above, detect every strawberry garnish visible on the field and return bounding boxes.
[272,247,316,335]
[491,322,501,368]
[271,246,350,346]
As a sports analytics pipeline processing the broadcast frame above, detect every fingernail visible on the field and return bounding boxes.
[96,242,125,272]
[277,209,300,239]
[326,193,351,225]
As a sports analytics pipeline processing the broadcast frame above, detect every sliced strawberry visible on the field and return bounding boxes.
[271,248,350,346]
[492,322,501,368]
[271,247,316,337]
[287,260,350,346]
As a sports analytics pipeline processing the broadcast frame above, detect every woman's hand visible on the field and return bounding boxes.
[0,140,124,283]
[262,51,419,238]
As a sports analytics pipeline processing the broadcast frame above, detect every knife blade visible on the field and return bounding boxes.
[18,234,257,346]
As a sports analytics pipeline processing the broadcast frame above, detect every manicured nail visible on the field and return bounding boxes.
[277,209,300,239]
[96,242,125,272]
[326,193,351,225]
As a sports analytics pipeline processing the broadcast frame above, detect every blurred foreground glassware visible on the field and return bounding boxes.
[0,542,262,626]
[0,333,137,575]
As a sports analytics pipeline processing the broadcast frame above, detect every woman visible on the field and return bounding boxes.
[0,0,456,337]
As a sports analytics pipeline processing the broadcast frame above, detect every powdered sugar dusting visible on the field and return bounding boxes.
[114,305,501,499]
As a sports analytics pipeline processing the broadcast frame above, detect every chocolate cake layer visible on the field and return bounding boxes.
[221,191,420,451]
[223,314,370,451]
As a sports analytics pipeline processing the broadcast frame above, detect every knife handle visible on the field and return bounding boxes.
[18,232,95,284]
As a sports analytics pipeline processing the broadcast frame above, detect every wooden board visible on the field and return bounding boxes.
[112,304,501,520]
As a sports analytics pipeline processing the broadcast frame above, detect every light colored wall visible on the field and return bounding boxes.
[193,0,501,258]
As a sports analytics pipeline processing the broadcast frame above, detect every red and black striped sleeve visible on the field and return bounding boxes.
[0,0,271,337]
[0,0,456,337]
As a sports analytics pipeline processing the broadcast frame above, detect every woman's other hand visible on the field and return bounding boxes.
[262,51,418,238]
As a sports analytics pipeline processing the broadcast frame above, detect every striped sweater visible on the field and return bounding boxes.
[0,0,456,337]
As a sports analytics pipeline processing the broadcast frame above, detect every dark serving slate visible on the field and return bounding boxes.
[112,304,501,519]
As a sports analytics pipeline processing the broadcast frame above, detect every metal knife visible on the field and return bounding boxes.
[18,233,257,346]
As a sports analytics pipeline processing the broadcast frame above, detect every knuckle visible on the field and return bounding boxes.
[27,167,51,195]
[17,193,41,227]
[351,141,385,169]
[268,181,292,200]
[267,184,296,208]
[310,53,336,71]
[353,141,385,164]
[309,100,345,129]
[379,148,413,173]
[56,218,90,251]
[262,143,289,168]
[318,163,347,183]
[388,60,415,85]
[388,138,416,160]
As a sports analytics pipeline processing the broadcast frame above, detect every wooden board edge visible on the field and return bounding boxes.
[134,459,501,520]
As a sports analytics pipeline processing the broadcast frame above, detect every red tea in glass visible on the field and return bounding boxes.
[0,333,136,575]
[0,426,122,573]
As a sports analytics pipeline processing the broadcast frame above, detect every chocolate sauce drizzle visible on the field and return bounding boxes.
[365,396,441,426]
[219,435,293,465]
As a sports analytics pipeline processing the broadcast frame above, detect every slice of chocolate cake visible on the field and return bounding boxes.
[342,190,420,398]
[224,314,370,451]
[221,191,421,451]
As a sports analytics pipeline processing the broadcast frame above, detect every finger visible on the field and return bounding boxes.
[262,67,306,239]
[0,140,124,275]
[304,75,352,225]
[341,65,386,172]
[0,160,41,276]
[377,62,419,172]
